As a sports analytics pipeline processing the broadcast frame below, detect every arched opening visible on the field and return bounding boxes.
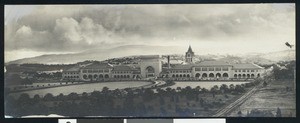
[176,74,179,78]
[104,74,109,78]
[83,75,87,79]
[127,75,130,78]
[187,74,190,77]
[247,74,250,78]
[195,73,200,78]
[242,74,246,78]
[179,74,182,77]
[146,66,155,77]
[202,73,208,78]
[238,74,241,78]
[251,74,255,78]
[99,74,103,78]
[234,74,237,78]
[120,75,124,78]
[136,75,140,79]
[216,73,221,78]
[172,74,175,78]
[209,73,214,78]
[257,74,260,78]
[88,75,93,79]
[114,75,116,78]
[223,73,229,78]
[133,75,136,78]
[166,74,169,78]
[94,74,98,79]
[183,74,186,77]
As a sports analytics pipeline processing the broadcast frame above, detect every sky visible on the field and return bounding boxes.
[4,4,295,62]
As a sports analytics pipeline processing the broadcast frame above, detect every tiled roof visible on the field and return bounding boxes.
[232,63,263,69]
[194,61,232,66]
[83,63,113,69]
[112,65,134,71]
[169,64,193,70]
[64,66,80,72]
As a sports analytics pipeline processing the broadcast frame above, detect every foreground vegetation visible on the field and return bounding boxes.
[5,80,259,117]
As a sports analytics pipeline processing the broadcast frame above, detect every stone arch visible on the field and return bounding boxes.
[179,74,182,77]
[242,74,246,78]
[172,74,175,78]
[88,75,93,79]
[202,73,208,78]
[99,74,103,78]
[195,73,201,78]
[209,73,214,78]
[94,74,98,79]
[238,74,241,78]
[183,74,186,77]
[223,73,229,78]
[83,74,88,79]
[234,74,237,78]
[257,73,260,78]
[251,74,255,78]
[176,74,179,78]
[187,74,190,77]
[104,74,109,78]
[216,73,221,78]
[247,74,250,78]
[145,66,155,77]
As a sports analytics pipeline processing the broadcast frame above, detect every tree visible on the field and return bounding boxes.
[276,107,282,117]
[33,94,41,102]
[43,93,54,101]
[102,86,110,93]
[220,84,229,93]
[68,92,79,100]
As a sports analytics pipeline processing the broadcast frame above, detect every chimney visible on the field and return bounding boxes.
[167,56,170,69]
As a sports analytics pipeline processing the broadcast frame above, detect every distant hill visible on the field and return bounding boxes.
[6,45,295,65]
[6,45,185,65]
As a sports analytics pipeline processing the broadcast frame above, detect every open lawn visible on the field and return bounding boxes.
[229,79,296,117]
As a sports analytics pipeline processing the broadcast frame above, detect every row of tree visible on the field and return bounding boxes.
[5,81,256,117]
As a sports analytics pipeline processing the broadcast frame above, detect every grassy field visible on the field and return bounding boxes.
[229,79,296,117]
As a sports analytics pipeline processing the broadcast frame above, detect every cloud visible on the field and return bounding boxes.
[5,4,295,54]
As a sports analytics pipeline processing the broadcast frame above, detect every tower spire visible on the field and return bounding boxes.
[185,45,194,63]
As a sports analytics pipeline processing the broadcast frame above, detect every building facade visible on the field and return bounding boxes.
[62,46,265,81]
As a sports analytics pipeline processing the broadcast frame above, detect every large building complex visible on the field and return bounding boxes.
[62,46,265,81]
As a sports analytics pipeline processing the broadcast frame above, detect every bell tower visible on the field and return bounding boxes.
[185,45,194,63]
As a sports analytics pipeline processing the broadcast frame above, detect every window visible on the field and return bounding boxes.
[215,67,221,71]
[202,68,208,71]
[242,70,246,72]
[88,70,93,73]
[104,69,109,73]
[222,67,228,71]
[83,70,87,73]
[251,70,254,72]
[209,67,214,71]
[195,68,201,71]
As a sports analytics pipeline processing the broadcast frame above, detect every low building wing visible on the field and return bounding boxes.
[232,63,264,70]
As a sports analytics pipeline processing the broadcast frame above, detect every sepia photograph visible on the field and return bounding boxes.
[4,4,295,118]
